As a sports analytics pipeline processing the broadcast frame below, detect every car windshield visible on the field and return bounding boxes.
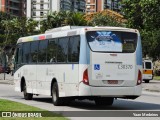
[86,31,138,53]
[145,62,152,69]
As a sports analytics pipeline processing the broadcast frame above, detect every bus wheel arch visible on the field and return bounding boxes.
[21,77,33,100]
[21,77,25,92]
[51,78,57,96]
[51,78,63,106]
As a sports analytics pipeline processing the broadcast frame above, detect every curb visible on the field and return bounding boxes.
[0,80,14,85]
[142,91,160,96]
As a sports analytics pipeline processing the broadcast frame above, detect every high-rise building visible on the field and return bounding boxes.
[4,0,26,17]
[86,0,97,13]
[72,0,86,12]
[104,0,121,12]
[86,0,121,13]
[0,0,5,12]
[0,0,26,17]
[27,0,86,21]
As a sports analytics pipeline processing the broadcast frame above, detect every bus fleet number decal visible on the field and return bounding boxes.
[118,64,133,69]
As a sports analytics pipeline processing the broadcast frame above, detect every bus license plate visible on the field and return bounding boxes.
[108,80,118,84]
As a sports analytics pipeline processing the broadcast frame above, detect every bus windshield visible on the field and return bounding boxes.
[86,31,137,53]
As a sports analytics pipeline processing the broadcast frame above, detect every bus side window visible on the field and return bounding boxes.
[47,39,57,63]
[15,44,22,69]
[30,41,39,63]
[57,37,69,63]
[68,36,80,63]
[22,42,30,63]
[38,40,48,63]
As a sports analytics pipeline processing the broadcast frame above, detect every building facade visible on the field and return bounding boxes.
[86,0,121,13]
[27,0,86,21]
[3,0,26,17]
[0,0,5,12]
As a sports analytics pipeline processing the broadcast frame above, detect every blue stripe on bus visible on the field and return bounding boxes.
[136,36,142,65]
[79,36,90,64]
[63,72,65,82]
[86,43,90,64]
[72,64,74,70]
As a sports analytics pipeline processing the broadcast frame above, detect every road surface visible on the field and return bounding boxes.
[0,83,160,120]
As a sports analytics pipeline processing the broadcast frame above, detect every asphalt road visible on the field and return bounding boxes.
[0,83,160,120]
[0,74,160,120]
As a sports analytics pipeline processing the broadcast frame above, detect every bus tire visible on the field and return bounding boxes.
[52,82,63,106]
[145,80,149,83]
[95,97,114,106]
[23,82,33,100]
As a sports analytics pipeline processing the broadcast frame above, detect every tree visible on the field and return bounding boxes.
[64,12,87,26]
[140,0,160,30]
[121,0,160,60]
[121,0,143,29]
[40,11,87,33]
[0,14,39,66]
[85,9,126,27]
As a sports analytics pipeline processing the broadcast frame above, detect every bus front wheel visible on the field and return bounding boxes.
[23,82,33,100]
[52,82,63,106]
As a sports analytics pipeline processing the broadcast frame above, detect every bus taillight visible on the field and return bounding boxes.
[83,69,89,85]
[137,70,142,85]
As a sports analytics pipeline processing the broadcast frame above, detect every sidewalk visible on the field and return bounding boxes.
[142,80,160,92]
[0,74,14,85]
[0,79,14,85]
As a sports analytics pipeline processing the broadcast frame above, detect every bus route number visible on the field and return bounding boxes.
[118,64,133,69]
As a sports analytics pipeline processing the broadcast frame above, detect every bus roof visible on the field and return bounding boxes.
[17,26,138,44]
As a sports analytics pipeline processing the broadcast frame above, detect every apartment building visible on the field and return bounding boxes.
[0,0,5,12]
[1,0,26,17]
[27,0,86,21]
[86,0,121,13]
[72,0,86,12]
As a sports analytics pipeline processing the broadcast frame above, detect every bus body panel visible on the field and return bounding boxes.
[79,83,141,96]
[14,26,142,100]
[15,64,79,97]
[89,52,137,87]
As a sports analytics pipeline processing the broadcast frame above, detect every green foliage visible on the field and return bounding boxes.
[88,13,124,27]
[40,11,87,33]
[64,12,87,26]
[141,29,160,60]
[121,0,143,29]
[140,0,160,30]
[0,99,68,120]
[0,13,39,46]
[40,10,125,33]
[121,0,160,60]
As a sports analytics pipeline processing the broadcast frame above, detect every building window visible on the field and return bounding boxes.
[40,4,44,9]
[40,12,44,16]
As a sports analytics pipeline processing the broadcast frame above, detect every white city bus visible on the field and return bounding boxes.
[14,26,142,106]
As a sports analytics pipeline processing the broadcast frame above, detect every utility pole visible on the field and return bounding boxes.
[3,52,6,80]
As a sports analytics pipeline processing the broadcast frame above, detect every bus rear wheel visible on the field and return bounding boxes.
[52,82,63,106]
[145,80,149,83]
[23,82,33,100]
[95,97,114,106]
